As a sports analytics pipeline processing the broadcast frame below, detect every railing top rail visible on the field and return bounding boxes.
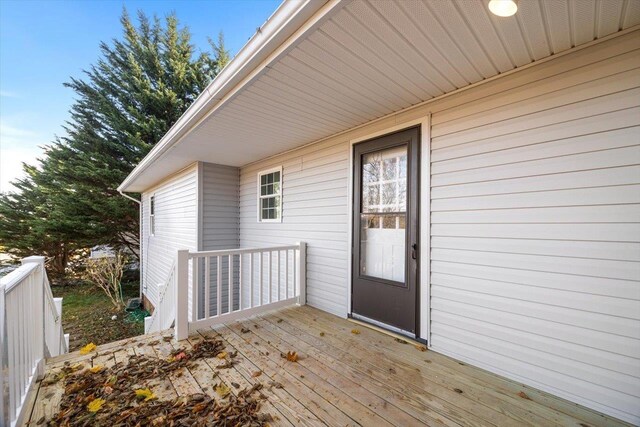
[0,262,39,293]
[189,244,300,258]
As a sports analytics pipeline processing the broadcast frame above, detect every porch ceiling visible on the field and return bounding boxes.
[121,0,640,192]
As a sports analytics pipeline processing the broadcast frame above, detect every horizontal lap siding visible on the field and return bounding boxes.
[233,30,639,423]
[239,139,350,316]
[202,163,240,315]
[141,166,197,307]
[429,34,640,424]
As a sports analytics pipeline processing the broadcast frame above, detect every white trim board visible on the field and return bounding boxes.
[347,115,431,342]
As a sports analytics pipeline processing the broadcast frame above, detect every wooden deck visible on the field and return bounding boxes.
[25,305,628,426]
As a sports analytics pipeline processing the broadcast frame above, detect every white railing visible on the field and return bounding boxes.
[0,256,68,427]
[43,276,69,357]
[174,242,306,340]
[144,262,176,333]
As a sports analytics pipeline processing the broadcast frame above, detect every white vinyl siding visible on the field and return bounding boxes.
[237,30,640,423]
[240,139,349,316]
[428,35,640,423]
[201,162,240,314]
[141,165,197,307]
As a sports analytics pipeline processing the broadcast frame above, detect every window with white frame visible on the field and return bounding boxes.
[149,195,156,235]
[258,167,282,222]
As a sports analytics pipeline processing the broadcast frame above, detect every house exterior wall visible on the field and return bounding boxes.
[240,138,350,316]
[202,163,240,251]
[238,30,640,423]
[428,39,640,423]
[201,162,240,314]
[141,164,198,308]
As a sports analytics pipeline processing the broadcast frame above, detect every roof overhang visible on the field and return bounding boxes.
[119,0,640,193]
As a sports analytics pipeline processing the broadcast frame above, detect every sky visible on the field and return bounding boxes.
[0,0,281,193]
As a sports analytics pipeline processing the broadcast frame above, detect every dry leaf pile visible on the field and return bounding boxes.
[44,338,271,426]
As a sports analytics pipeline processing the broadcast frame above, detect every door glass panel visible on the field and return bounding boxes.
[360,146,407,283]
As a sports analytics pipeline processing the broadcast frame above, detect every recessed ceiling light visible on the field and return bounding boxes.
[488,0,518,17]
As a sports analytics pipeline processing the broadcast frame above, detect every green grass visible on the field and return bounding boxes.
[52,279,144,352]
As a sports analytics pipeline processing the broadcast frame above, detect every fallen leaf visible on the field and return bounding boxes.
[454,388,464,394]
[518,391,531,400]
[215,382,231,398]
[231,382,240,389]
[241,328,251,333]
[152,416,166,426]
[103,386,113,395]
[174,352,188,361]
[415,345,427,352]
[319,332,325,337]
[282,351,299,362]
[216,351,228,359]
[80,343,97,355]
[395,338,408,344]
[89,365,103,373]
[252,370,262,377]
[87,398,105,413]
[192,402,208,413]
[135,388,157,401]
[276,319,283,323]
[351,329,361,335]
[268,381,284,389]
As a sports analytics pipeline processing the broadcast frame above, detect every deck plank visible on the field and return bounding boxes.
[256,314,489,427]
[224,319,396,427]
[131,337,178,401]
[270,308,544,426]
[214,323,360,427]
[184,331,294,427]
[198,327,328,427]
[292,305,627,427]
[150,337,202,396]
[27,306,631,427]
[242,315,462,427]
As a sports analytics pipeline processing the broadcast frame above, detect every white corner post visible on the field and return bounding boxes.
[296,242,306,306]
[21,256,45,379]
[0,280,6,427]
[174,250,190,341]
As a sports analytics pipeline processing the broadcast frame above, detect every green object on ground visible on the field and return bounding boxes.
[126,308,150,324]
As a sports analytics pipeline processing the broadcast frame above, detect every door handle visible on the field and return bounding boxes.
[411,244,417,260]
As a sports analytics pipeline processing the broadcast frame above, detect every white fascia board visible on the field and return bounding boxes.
[119,0,344,193]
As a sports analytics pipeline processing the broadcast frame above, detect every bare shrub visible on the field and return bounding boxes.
[84,252,126,309]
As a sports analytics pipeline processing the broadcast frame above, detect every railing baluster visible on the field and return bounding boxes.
[259,252,263,306]
[228,254,233,314]
[239,254,243,311]
[217,256,222,317]
[277,250,281,302]
[292,249,297,298]
[285,249,289,299]
[192,257,199,321]
[268,251,272,304]
[205,257,211,319]
[249,253,253,308]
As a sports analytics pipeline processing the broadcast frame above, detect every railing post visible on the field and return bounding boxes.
[0,283,6,427]
[21,256,45,378]
[296,242,306,306]
[175,250,190,341]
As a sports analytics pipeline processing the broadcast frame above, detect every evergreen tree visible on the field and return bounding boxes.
[0,10,229,276]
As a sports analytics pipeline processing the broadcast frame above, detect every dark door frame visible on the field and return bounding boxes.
[350,126,421,338]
